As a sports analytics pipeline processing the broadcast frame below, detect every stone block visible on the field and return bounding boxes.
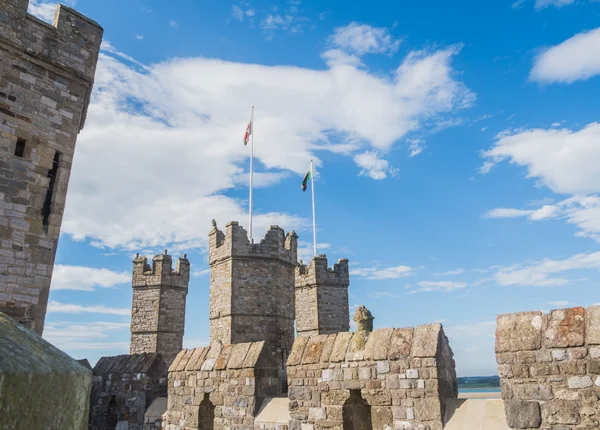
[0,313,92,430]
[496,311,542,353]
[288,336,309,366]
[542,400,580,425]
[321,390,350,406]
[414,398,441,421]
[242,341,265,368]
[412,324,442,357]
[329,332,353,362]
[504,400,541,429]
[303,335,328,364]
[543,307,585,348]
[364,328,393,360]
[513,383,553,401]
[567,375,593,389]
[227,343,252,369]
[586,306,600,345]
[320,334,337,362]
[371,406,393,429]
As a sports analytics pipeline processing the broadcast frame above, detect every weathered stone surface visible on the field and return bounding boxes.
[242,341,265,368]
[412,324,442,357]
[364,328,393,360]
[329,331,353,362]
[543,307,585,348]
[320,333,337,362]
[302,335,328,364]
[586,306,600,345]
[0,1,103,335]
[215,344,234,370]
[504,400,541,429]
[567,375,593,389]
[389,328,414,360]
[0,312,92,430]
[288,335,309,366]
[513,383,553,400]
[414,398,442,421]
[496,311,542,353]
[542,400,580,425]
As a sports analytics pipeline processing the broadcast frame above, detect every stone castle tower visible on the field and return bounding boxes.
[130,251,190,364]
[208,221,298,368]
[295,255,350,336]
[0,0,103,334]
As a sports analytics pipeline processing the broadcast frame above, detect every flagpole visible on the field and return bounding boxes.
[249,107,254,243]
[311,159,317,257]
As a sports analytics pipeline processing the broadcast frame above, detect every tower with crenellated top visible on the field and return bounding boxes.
[130,250,190,364]
[295,255,350,336]
[208,220,298,370]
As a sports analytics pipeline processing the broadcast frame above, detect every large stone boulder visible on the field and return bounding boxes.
[0,312,92,430]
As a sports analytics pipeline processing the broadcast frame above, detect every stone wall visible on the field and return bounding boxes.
[295,255,350,336]
[163,340,282,430]
[496,306,600,429]
[131,251,190,365]
[89,353,168,430]
[208,221,298,372]
[0,0,102,334]
[0,311,92,429]
[286,324,457,430]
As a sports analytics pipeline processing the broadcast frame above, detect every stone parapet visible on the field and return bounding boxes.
[495,306,600,429]
[164,341,282,430]
[208,221,298,266]
[286,323,457,430]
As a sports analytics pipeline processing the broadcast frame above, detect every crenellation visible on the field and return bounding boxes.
[130,251,190,365]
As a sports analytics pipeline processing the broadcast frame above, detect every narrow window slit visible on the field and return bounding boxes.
[42,151,60,232]
[14,138,25,157]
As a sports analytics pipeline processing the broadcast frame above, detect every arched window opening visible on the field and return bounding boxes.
[198,393,215,430]
[343,389,372,430]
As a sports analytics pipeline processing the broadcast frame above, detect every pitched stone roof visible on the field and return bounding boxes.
[93,353,166,375]
[287,324,449,365]
[168,341,266,372]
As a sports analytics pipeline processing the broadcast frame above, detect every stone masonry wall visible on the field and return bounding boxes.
[295,255,349,336]
[496,306,600,429]
[0,0,102,334]
[286,324,457,430]
[131,251,190,365]
[208,221,298,372]
[164,341,281,430]
[89,353,168,430]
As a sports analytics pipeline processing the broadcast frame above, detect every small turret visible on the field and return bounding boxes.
[295,255,350,336]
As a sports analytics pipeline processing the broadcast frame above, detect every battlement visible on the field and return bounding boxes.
[295,255,349,287]
[132,250,190,288]
[0,1,103,126]
[208,220,298,266]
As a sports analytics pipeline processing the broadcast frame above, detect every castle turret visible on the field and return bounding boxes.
[208,221,298,370]
[130,250,190,364]
[295,255,350,336]
[0,0,103,334]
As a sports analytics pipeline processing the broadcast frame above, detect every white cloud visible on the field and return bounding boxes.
[47,301,130,316]
[485,196,600,242]
[62,39,472,251]
[43,321,130,353]
[408,280,467,293]
[232,5,245,21]
[547,300,572,307]
[135,34,144,40]
[297,242,330,264]
[51,265,130,291]
[28,0,58,22]
[530,27,600,84]
[407,138,425,158]
[192,269,211,277]
[434,268,464,276]
[482,123,600,195]
[535,0,575,9]
[491,251,600,287]
[354,151,397,180]
[169,20,178,27]
[351,264,416,280]
[330,22,400,56]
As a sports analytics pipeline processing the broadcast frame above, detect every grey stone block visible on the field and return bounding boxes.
[504,400,541,429]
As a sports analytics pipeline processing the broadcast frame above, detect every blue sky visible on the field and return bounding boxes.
[29,0,600,376]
